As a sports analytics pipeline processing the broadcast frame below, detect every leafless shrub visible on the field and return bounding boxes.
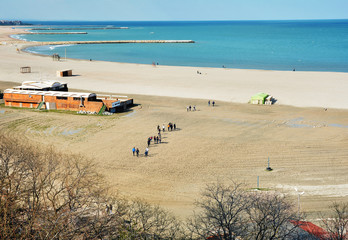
[321,202,348,240]
[187,182,250,240]
[126,199,185,239]
[246,191,302,240]
[0,132,185,239]
[188,182,304,240]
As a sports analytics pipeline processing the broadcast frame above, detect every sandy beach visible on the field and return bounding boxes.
[1,26,348,219]
[1,26,348,110]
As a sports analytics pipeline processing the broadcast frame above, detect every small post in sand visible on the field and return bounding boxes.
[266,157,273,171]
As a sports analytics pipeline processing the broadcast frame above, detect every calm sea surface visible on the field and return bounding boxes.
[15,20,348,72]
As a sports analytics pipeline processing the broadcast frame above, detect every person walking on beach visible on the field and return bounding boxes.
[193,105,196,111]
[212,101,215,107]
[157,125,160,132]
[208,100,210,106]
[147,137,151,147]
[136,148,139,157]
[174,123,176,130]
[162,124,165,132]
[132,147,136,156]
[145,147,149,157]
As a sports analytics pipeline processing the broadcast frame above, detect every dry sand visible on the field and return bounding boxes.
[0,26,347,219]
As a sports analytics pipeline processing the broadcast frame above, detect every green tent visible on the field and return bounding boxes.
[250,93,269,104]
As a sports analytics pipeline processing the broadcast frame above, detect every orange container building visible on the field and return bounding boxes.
[4,88,133,113]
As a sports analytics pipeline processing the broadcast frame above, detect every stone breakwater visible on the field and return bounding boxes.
[36,40,195,45]
[30,27,129,30]
[24,32,88,35]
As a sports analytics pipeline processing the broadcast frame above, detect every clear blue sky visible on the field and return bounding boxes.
[1,0,348,21]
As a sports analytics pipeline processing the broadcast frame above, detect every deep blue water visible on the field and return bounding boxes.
[15,20,348,72]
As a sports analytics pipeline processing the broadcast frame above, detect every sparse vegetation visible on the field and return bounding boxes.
[320,202,348,240]
[188,182,303,240]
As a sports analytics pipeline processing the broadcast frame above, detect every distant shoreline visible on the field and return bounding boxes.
[11,20,348,73]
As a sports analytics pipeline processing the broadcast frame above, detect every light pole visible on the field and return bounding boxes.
[294,187,305,215]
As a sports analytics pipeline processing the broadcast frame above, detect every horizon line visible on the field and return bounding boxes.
[17,18,348,22]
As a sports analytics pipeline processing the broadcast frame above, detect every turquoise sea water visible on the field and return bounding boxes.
[16,20,348,72]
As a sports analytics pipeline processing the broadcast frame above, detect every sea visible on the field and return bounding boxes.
[13,20,348,72]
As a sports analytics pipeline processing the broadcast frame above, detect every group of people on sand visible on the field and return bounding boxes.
[186,105,196,112]
[165,122,176,131]
[208,100,215,107]
[132,145,149,157]
[157,123,176,132]
[132,122,177,157]
[148,135,161,146]
[132,147,140,157]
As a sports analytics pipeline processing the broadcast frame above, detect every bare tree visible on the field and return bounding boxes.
[321,202,348,240]
[0,133,125,239]
[127,199,185,239]
[0,132,186,239]
[188,182,250,240]
[246,191,302,240]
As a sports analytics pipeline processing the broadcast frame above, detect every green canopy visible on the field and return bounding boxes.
[250,93,269,104]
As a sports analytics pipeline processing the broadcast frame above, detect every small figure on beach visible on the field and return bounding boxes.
[293,68,296,71]
[157,125,160,132]
[145,147,149,157]
[136,148,139,157]
[174,123,176,130]
[132,146,136,156]
[208,100,210,106]
[193,105,196,111]
[162,124,165,132]
[189,105,191,111]
[147,137,151,147]
[212,101,215,107]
